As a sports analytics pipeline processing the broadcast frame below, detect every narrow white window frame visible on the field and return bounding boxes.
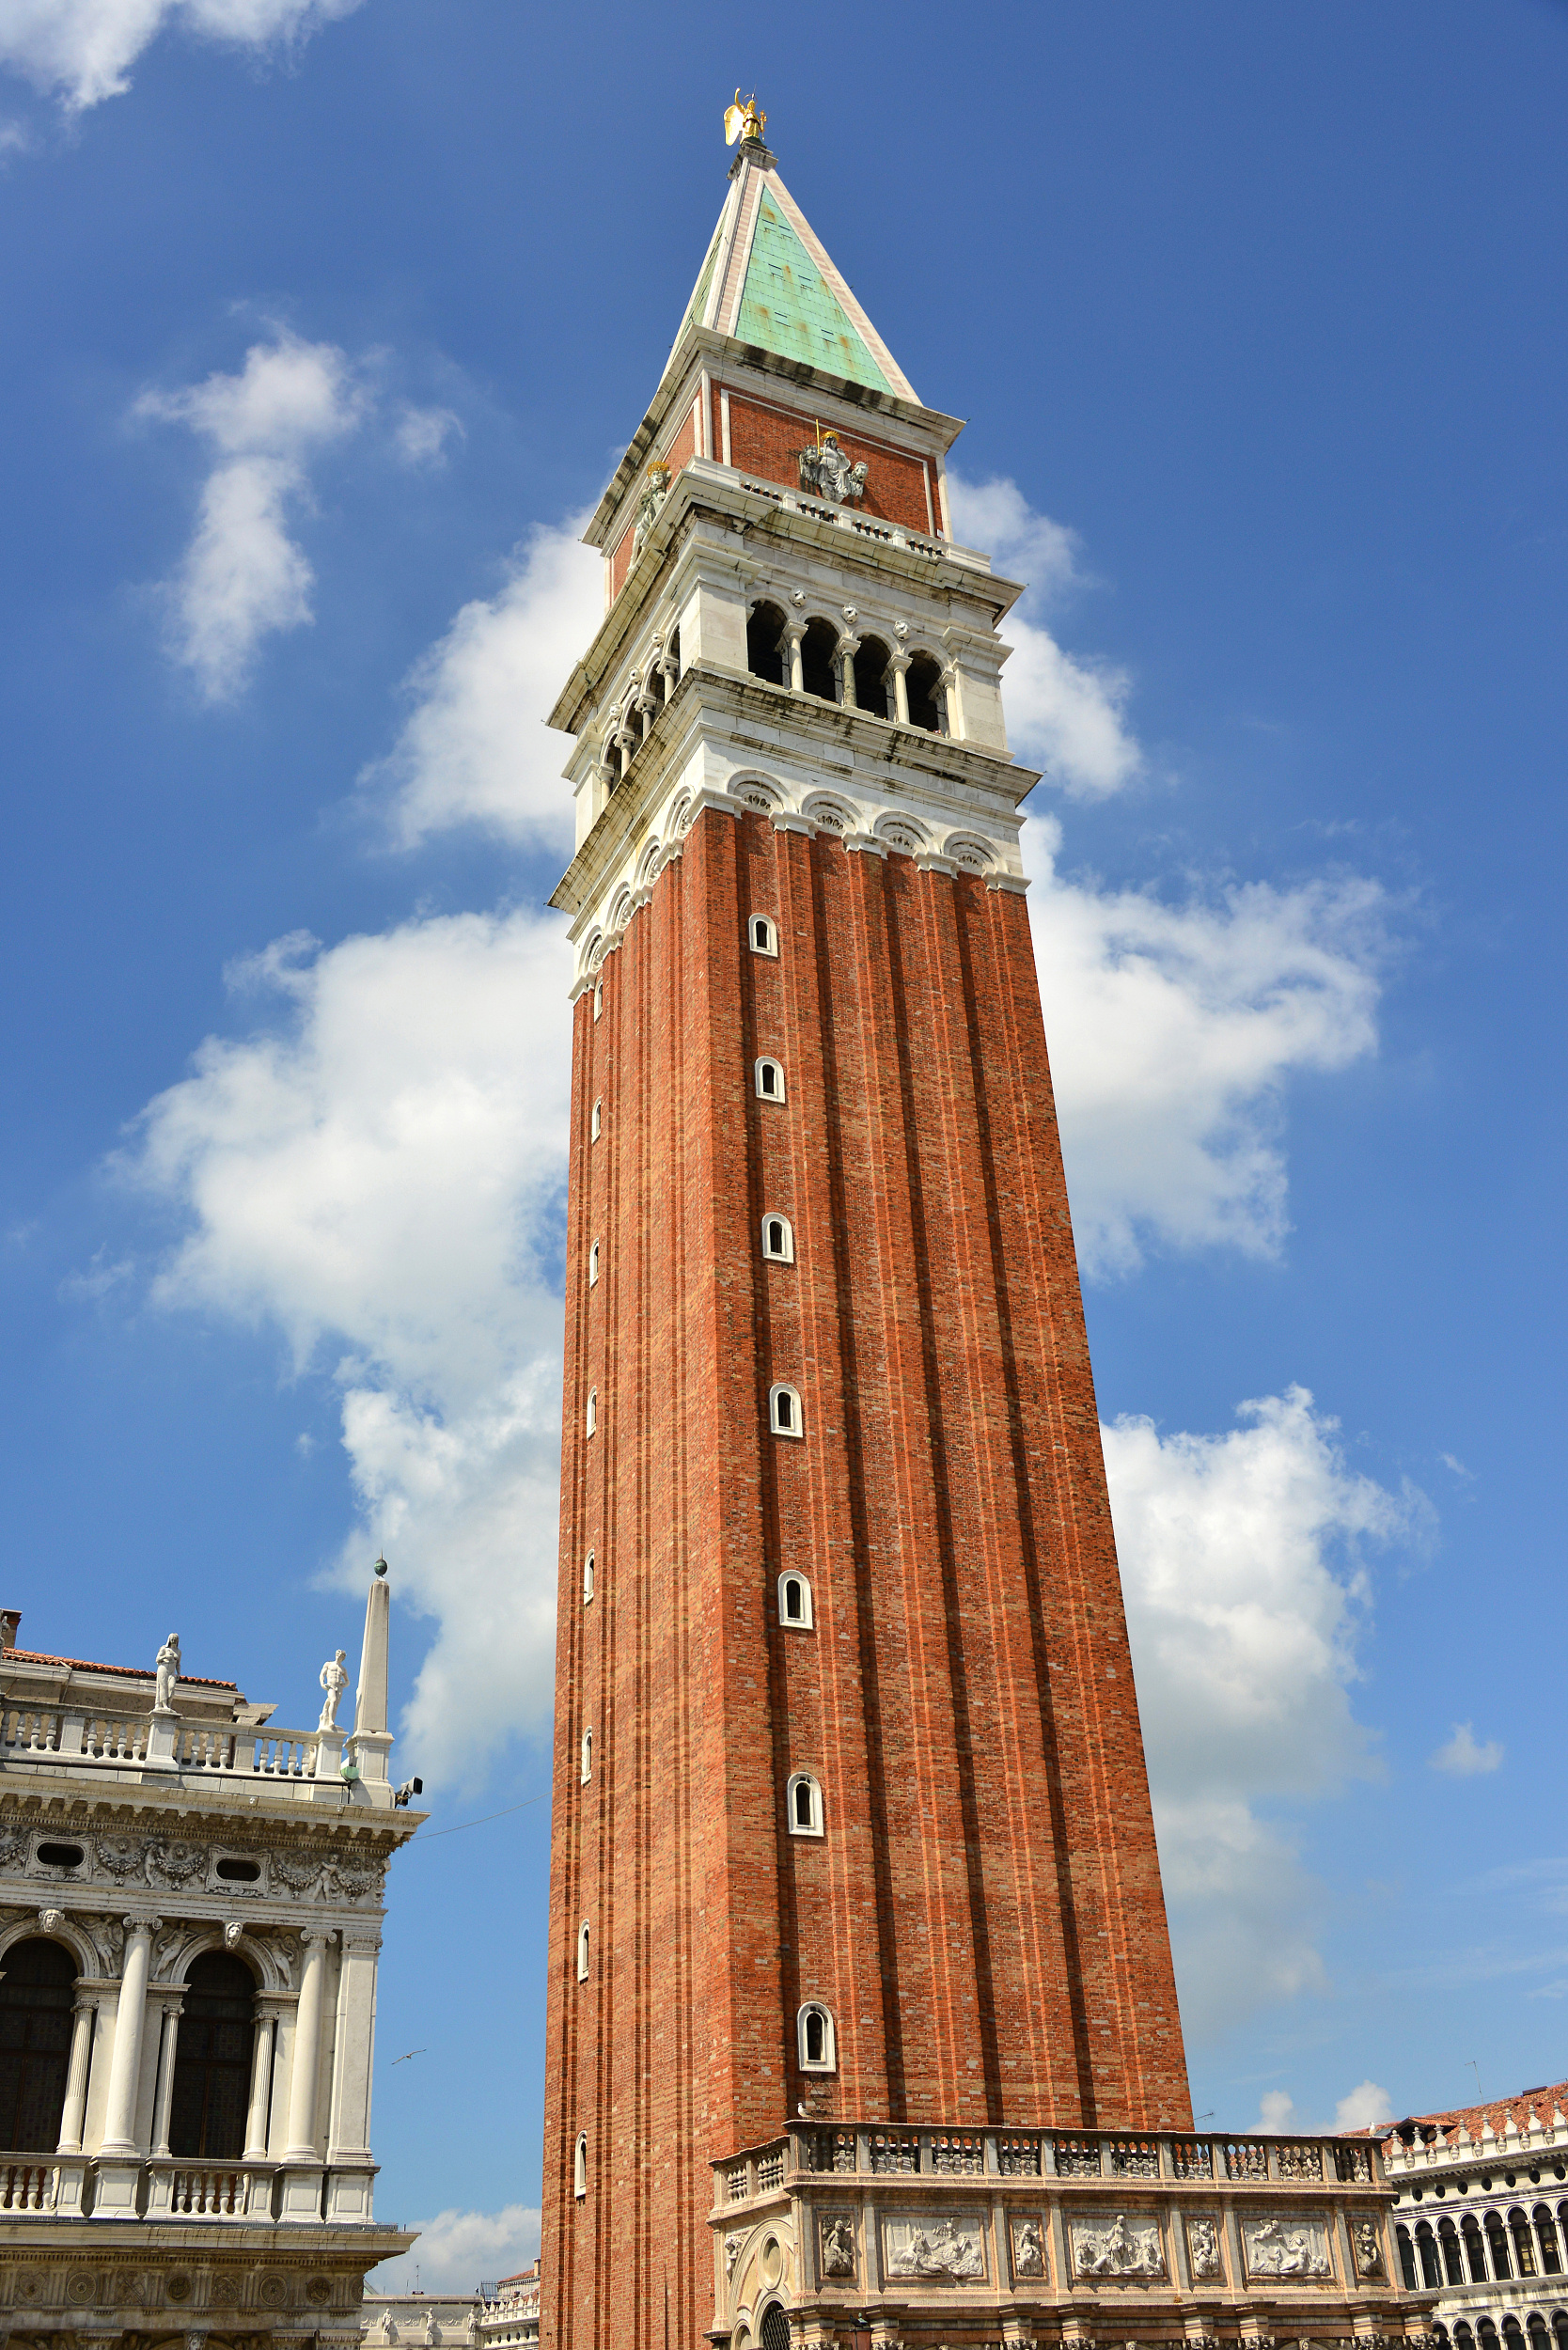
[754,1056,786,1103]
[769,1382,803,1439]
[583,1549,595,1604]
[576,1920,590,1982]
[777,1571,813,1629]
[588,1239,600,1287]
[797,2001,836,2073]
[787,1771,823,1838]
[749,913,779,958]
[592,980,603,1023]
[591,1097,603,1141]
[580,1727,592,1783]
[761,1213,794,1263]
[574,2132,588,2198]
[586,1387,597,1437]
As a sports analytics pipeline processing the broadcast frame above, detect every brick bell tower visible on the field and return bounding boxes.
[540,100,1418,2350]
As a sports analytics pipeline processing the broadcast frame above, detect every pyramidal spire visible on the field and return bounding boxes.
[664,100,919,404]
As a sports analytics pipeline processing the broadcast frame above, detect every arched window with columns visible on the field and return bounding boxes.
[0,1937,74,2152]
[1464,2214,1489,2280]
[1486,2212,1513,2279]
[1416,2220,1442,2288]
[1536,2205,1563,2274]
[1439,2217,1466,2285]
[168,1950,257,2162]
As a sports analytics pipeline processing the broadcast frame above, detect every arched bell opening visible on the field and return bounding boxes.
[854,636,890,719]
[800,619,839,703]
[747,602,787,687]
[905,651,944,733]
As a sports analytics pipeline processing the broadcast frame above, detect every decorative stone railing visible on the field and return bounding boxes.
[0,1703,392,1801]
[1,2154,377,2222]
[719,2124,1379,2196]
[1383,2110,1568,2171]
[737,475,953,565]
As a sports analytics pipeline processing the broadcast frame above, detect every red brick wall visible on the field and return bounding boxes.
[726,393,933,532]
[541,814,1192,2350]
[608,402,704,603]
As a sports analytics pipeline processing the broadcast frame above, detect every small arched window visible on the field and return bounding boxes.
[905,651,945,734]
[854,635,890,721]
[1416,2221,1441,2289]
[583,1550,595,1604]
[586,1388,597,1437]
[797,2001,836,2073]
[750,914,778,957]
[574,2132,588,2199]
[1536,2205,1562,2273]
[591,1098,602,1141]
[755,1056,786,1102]
[800,617,839,703]
[770,1384,803,1439]
[1397,2225,1417,2290]
[1512,2210,1539,2276]
[593,981,603,1023]
[588,1240,600,1287]
[580,1728,592,1783]
[746,603,787,687]
[787,1772,823,1838]
[1463,2215,1488,2280]
[777,1572,813,1629]
[576,1921,590,1982]
[1486,2213,1513,2279]
[1438,2219,1465,2285]
[761,1214,793,1263]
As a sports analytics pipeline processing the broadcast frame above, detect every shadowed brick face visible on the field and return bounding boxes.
[541,812,1191,2350]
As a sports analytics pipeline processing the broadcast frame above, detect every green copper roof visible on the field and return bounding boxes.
[734,191,892,394]
[675,213,724,353]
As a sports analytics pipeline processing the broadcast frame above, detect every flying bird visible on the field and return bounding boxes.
[390,2049,427,2066]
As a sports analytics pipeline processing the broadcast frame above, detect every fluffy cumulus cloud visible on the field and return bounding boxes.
[1104,1386,1425,2043]
[947,471,1140,795]
[1335,2080,1395,2131]
[136,331,367,700]
[1027,815,1386,1274]
[1431,1721,1504,1777]
[370,2204,540,2295]
[0,0,362,113]
[366,520,600,853]
[121,909,572,1784]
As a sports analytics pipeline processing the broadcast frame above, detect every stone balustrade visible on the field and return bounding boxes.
[0,2154,377,2221]
[0,1704,392,1803]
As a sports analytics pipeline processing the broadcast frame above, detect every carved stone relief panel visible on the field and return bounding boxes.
[1010,2214,1048,2281]
[1186,2215,1225,2282]
[1241,2215,1334,2280]
[818,2213,855,2280]
[1352,2218,1386,2278]
[1070,2211,1167,2281]
[881,2214,987,2282]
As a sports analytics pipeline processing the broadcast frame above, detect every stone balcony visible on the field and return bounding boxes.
[0,1701,395,1808]
[711,2122,1437,2348]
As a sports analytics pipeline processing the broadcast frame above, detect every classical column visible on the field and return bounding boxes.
[284,1930,332,2159]
[326,1935,382,2162]
[57,1993,98,2153]
[243,2004,280,2159]
[836,630,860,710]
[782,623,805,697]
[149,1996,183,2157]
[886,650,911,727]
[100,1917,159,2154]
[937,659,961,738]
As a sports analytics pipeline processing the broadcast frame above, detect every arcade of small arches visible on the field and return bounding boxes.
[744,597,953,737]
[1429,2314,1568,2350]
[1401,2203,1568,2293]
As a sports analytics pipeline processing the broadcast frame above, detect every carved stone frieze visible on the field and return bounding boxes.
[147,1839,208,1888]
[1071,2212,1166,2281]
[1010,2215,1047,2280]
[0,1828,28,1871]
[883,2214,985,2281]
[819,2214,855,2280]
[1186,2216,1224,2281]
[1241,2215,1333,2281]
[269,1849,325,1896]
[1352,2219,1385,2278]
[94,1835,149,1882]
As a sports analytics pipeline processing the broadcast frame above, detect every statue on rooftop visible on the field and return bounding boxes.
[154,1633,181,1714]
[798,431,869,508]
[318,1648,350,1731]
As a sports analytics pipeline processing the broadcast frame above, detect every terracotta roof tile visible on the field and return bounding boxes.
[3,1649,237,1690]
[1378,2080,1568,2151]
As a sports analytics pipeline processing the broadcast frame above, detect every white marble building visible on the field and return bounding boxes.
[0,1560,423,2350]
[1385,2086,1568,2350]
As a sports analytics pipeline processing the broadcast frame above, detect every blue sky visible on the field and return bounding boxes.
[1,0,1564,2287]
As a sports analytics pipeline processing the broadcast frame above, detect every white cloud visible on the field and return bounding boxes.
[0,0,363,114]
[121,907,572,1784]
[1027,815,1386,1275]
[366,519,600,853]
[1259,2089,1298,2134]
[369,2203,540,2295]
[1431,1722,1503,1778]
[394,403,462,467]
[1335,2079,1394,2132]
[136,331,365,700]
[947,471,1140,796]
[1105,1386,1423,2042]
[58,1244,136,1301]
